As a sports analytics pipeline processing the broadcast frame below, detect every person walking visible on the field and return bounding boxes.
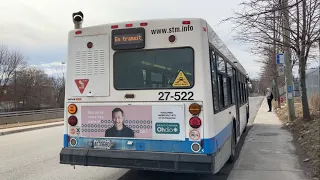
[266,88,273,112]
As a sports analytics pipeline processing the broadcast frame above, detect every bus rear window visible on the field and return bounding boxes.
[113,47,194,90]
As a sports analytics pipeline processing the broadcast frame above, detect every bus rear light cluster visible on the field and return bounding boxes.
[111,22,148,29]
[188,103,202,128]
[111,21,189,29]
[67,104,78,126]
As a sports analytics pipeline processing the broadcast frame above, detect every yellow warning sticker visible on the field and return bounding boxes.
[172,71,191,87]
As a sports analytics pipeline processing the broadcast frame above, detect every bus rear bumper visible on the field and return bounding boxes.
[60,147,215,174]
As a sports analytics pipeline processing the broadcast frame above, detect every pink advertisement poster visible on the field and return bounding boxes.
[81,105,152,138]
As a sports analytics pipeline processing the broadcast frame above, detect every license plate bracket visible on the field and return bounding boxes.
[93,139,113,149]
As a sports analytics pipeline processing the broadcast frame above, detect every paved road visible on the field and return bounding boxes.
[0,97,264,180]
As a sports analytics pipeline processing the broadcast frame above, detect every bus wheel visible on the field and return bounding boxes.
[244,111,249,132]
[227,124,236,163]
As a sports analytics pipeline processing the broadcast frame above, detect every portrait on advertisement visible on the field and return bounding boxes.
[104,107,134,137]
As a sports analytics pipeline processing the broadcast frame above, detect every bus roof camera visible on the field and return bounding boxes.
[72,11,84,29]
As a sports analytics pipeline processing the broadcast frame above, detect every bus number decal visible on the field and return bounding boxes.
[158,92,194,101]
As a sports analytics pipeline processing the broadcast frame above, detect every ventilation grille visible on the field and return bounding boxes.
[75,49,106,75]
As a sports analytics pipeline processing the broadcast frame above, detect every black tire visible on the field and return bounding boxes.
[243,113,249,132]
[227,123,236,163]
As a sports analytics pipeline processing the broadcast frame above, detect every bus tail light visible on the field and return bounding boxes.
[189,103,201,115]
[189,117,201,128]
[75,30,82,34]
[125,23,133,27]
[182,21,191,24]
[111,25,118,29]
[140,22,148,26]
[68,116,78,126]
[68,104,77,114]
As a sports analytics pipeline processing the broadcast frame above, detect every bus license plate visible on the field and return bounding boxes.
[93,139,112,149]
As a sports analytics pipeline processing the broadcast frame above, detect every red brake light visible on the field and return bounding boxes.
[182,21,190,24]
[140,22,148,26]
[189,117,201,128]
[68,116,78,126]
[126,24,133,27]
[111,25,118,29]
[75,30,82,34]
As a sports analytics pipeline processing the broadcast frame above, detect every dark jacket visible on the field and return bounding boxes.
[105,124,134,137]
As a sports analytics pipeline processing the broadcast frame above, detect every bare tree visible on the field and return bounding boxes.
[49,62,66,108]
[222,0,320,119]
[0,44,27,96]
[14,67,55,110]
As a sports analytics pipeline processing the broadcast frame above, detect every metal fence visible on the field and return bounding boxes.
[0,108,64,118]
[278,67,320,100]
[278,81,300,98]
[306,67,320,99]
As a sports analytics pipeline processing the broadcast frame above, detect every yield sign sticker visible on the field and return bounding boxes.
[75,79,89,94]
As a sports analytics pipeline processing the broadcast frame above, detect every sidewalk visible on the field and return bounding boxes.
[0,118,63,136]
[228,98,311,180]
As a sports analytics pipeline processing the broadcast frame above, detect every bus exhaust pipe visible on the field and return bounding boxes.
[72,11,84,29]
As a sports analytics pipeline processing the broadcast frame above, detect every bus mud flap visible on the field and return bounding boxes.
[60,148,89,166]
[174,154,179,171]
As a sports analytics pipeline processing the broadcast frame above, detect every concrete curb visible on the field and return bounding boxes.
[251,97,267,125]
[0,122,64,136]
[248,97,265,126]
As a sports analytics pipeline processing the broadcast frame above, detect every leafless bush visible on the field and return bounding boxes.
[309,94,320,112]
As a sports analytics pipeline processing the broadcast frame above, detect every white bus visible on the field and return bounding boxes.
[60,11,250,174]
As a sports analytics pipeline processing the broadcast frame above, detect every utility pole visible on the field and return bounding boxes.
[273,5,281,108]
[281,0,295,121]
[14,68,17,110]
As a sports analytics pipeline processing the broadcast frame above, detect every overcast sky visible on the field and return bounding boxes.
[0,0,281,78]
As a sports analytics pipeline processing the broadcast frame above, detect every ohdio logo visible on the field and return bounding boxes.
[157,127,178,133]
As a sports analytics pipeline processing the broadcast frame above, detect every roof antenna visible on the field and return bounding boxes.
[72,11,84,29]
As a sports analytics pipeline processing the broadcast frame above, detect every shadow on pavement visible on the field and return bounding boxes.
[117,97,264,180]
[117,124,253,180]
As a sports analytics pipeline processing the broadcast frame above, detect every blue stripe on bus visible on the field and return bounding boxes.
[202,121,233,153]
[67,121,233,154]
[63,134,69,147]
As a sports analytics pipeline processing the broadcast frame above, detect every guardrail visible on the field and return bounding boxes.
[0,108,64,125]
[0,108,64,118]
